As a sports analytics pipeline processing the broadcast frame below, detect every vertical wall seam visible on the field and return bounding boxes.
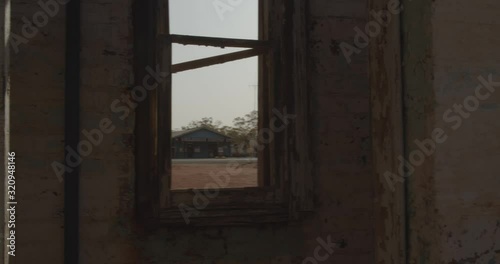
[399,2,409,264]
[64,0,80,263]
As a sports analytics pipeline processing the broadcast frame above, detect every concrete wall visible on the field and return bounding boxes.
[403,0,500,263]
[432,0,500,262]
[10,0,372,263]
[9,0,66,263]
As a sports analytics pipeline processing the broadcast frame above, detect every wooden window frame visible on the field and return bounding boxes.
[135,0,312,227]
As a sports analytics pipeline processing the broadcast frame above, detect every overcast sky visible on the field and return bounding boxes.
[169,0,259,130]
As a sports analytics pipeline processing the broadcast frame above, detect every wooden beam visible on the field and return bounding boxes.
[135,0,154,225]
[257,0,268,187]
[290,0,314,214]
[171,48,267,73]
[157,0,172,211]
[169,34,270,49]
[369,0,406,262]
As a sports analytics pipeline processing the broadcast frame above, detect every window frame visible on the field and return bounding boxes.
[135,0,312,228]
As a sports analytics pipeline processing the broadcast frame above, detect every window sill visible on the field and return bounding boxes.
[159,204,289,227]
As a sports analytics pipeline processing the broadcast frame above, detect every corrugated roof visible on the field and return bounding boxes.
[171,128,196,138]
[171,127,231,139]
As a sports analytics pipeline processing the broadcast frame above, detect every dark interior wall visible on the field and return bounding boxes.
[9,0,374,263]
[10,0,66,263]
[403,0,500,263]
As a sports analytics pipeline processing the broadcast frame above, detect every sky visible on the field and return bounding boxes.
[169,0,259,130]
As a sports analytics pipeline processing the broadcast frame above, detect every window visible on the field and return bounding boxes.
[169,0,260,190]
[135,0,312,226]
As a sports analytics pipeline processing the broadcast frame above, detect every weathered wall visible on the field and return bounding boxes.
[432,0,500,263]
[10,0,66,263]
[404,0,500,263]
[8,0,375,263]
[9,0,135,263]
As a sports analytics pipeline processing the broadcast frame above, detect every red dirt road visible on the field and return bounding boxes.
[171,161,258,190]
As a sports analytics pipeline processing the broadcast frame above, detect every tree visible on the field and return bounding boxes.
[181,117,223,131]
[228,111,258,156]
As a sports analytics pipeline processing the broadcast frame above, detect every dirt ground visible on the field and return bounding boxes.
[171,161,258,190]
